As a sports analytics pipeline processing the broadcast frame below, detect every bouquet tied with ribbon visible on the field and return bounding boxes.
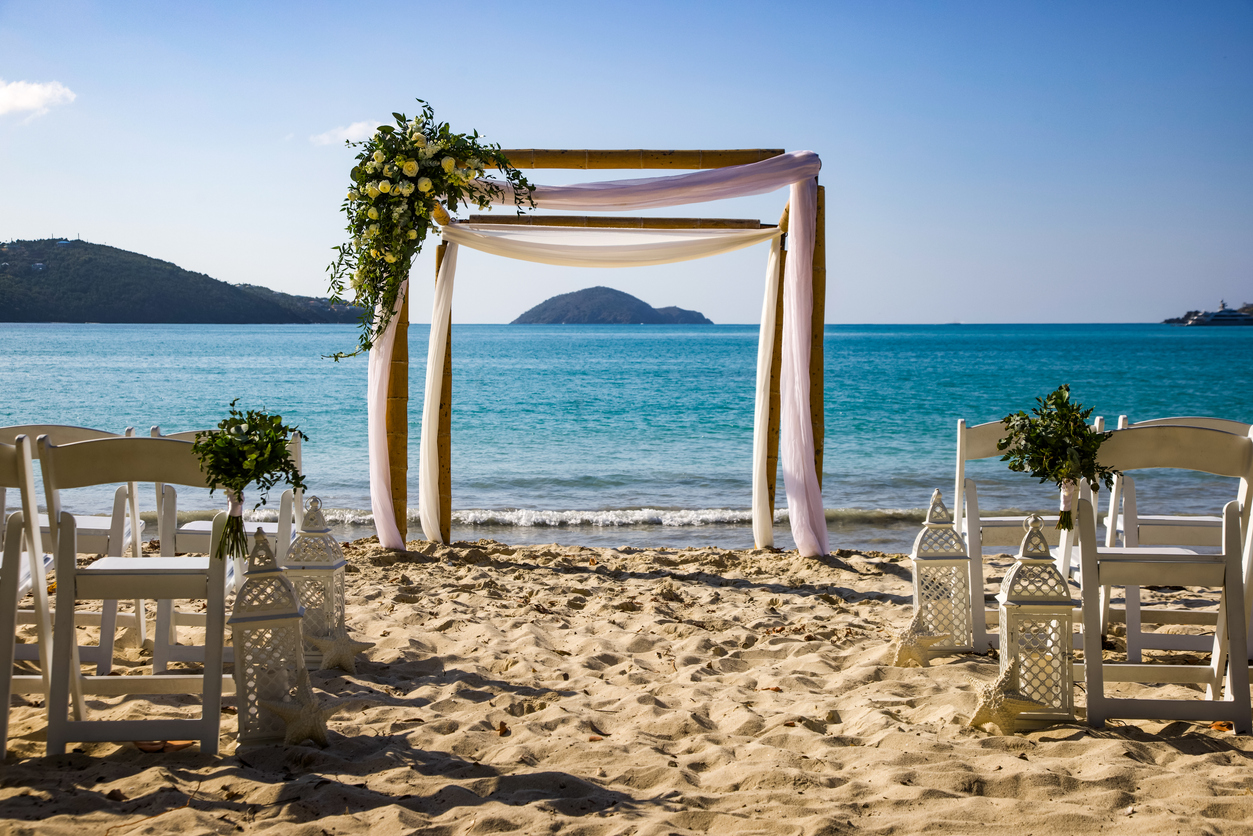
[997,384,1117,530]
[192,400,308,560]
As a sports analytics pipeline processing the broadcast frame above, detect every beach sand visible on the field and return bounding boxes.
[3,539,1252,834]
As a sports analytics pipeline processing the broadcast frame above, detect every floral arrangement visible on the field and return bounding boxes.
[997,384,1117,530]
[192,400,308,561]
[327,100,533,359]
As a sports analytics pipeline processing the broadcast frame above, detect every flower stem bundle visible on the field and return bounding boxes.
[191,400,308,560]
[997,385,1116,530]
[327,99,533,359]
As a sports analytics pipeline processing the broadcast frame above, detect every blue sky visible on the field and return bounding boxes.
[1,1,1250,324]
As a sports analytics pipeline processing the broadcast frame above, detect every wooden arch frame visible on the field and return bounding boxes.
[385,149,826,544]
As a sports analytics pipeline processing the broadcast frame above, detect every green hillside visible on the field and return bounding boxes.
[0,238,362,324]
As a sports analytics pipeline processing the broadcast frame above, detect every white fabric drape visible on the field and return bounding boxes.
[417,243,459,543]
[367,279,408,549]
[441,224,781,268]
[398,149,828,555]
[751,237,784,549]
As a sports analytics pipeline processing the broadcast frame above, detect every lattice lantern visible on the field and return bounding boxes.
[909,489,974,653]
[284,497,347,661]
[996,514,1075,726]
[228,529,307,744]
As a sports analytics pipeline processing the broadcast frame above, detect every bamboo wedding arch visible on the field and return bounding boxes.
[377,149,827,555]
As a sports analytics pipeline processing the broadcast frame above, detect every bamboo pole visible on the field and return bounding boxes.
[385,286,409,542]
[497,149,784,170]
[810,183,826,490]
[766,203,790,516]
[435,242,453,544]
[465,215,774,229]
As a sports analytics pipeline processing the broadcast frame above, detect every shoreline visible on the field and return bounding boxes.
[4,538,1249,834]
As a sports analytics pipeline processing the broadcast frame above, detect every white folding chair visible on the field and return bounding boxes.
[0,425,148,674]
[1076,425,1253,732]
[0,425,144,558]
[1104,416,1250,549]
[1099,419,1251,662]
[0,436,62,755]
[146,427,300,674]
[954,417,1101,651]
[40,435,227,755]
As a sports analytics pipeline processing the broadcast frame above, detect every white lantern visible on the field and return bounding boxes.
[228,529,307,744]
[283,497,347,662]
[910,489,974,653]
[996,514,1075,727]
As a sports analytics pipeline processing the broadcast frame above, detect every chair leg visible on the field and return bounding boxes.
[152,600,175,674]
[1125,585,1142,664]
[96,600,118,675]
[47,561,79,756]
[131,599,148,645]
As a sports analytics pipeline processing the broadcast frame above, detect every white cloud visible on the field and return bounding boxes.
[0,79,76,120]
[309,121,374,146]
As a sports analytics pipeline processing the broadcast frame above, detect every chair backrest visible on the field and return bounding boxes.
[38,437,211,554]
[1098,424,1253,532]
[0,425,123,454]
[1118,415,1251,434]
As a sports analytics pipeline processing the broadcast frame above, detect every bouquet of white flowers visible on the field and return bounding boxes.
[327,99,533,359]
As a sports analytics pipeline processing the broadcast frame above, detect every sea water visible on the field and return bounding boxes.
[2,322,1251,554]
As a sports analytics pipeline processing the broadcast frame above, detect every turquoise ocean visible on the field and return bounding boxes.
[3,322,1251,554]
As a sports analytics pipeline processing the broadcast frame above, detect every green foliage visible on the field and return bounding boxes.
[326,100,534,359]
[997,384,1117,530]
[191,400,308,560]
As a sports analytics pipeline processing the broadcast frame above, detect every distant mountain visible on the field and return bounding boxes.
[512,286,712,325]
[0,238,363,324]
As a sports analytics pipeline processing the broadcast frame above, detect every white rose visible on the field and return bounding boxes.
[384,253,396,263]
[412,133,427,148]
[367,207,379,220]
[402,160,419,177]
[347,189,359,201]
[372,150,385,163]
[417,177,433,193]
[441,156,456,174]
[407,229,418,240]
[366,185,380,199]
[368,223,380,235]
[378,179,391,194]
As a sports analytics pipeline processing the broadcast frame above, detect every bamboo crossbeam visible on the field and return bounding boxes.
[435,242,453,544]
[465,215,775,230]
[810,184,826,490]
[386,288,409,541]
[498,149,784,170]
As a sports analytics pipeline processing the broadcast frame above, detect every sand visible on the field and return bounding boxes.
[3,539,1253,835]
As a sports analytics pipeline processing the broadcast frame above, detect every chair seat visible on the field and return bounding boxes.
[2,550,53,598]
[37,513,143,554]
[78,556,214,600]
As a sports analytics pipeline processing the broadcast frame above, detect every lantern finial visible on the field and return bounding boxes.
[925,489,953,525]
[1018,514,1051,559]
[247,528,278,572]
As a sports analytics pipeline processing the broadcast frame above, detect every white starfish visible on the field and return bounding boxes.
[968,665,1046,735]
[887,609,950,668]
[259,668,341,747]
[308,627,375,674]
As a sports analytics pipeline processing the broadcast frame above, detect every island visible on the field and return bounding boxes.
[0,238,362,324]
[511,286,712,325]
